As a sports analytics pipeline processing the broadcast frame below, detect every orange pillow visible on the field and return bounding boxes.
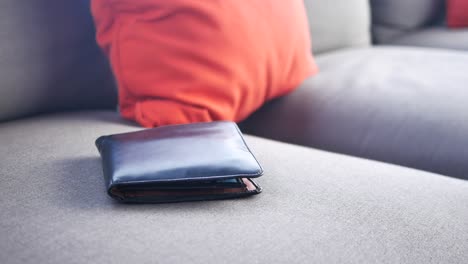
[91,0,318,127]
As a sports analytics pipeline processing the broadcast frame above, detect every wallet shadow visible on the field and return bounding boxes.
[52,156,258,212]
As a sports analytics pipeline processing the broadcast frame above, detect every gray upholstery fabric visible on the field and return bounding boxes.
[304,0,371,54]
[389,27,468,51]
[0,0,117,122]
[1,111,468,263]
[372,24,409,44]
[371,0,445,43]
[371,0,444,29]
[242,47,468,180]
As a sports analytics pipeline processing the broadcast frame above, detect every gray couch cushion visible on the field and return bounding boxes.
[0,0,117,122]
[1,111,468,263]
[304,0,371,54]
[389,27,468,51]
[371,0,445,43]
[242,47,468,180]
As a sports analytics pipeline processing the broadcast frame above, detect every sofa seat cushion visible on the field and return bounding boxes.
[1,111,468,263]
[389,27,468,51]
[242,47,468,179]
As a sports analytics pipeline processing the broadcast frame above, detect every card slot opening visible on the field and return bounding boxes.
[110,178,258,199]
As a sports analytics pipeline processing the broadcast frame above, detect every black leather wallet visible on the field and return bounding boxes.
[95,121,263,203]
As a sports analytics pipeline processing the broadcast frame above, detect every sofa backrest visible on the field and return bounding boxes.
[371,0,446,43]
[304,0,372,54]
[0,0,117,122]
[0,0,373,122]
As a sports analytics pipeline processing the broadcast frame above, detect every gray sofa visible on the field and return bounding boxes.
[1,1,468,263]
[243,0,468,179]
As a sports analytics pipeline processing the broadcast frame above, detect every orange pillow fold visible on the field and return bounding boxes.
[91,0,318,127]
